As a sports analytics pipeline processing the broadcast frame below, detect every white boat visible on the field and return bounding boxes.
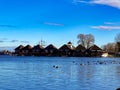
[102,53,109,57]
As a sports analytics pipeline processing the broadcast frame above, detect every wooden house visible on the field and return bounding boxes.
[75,45,86,56]
[85,44,103,57]
[15,45,24,55]
[32,44,44,56]
[22,45,32,56]
[44,44,58,56]
[59,42,75,56]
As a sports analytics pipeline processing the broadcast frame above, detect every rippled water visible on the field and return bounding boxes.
[0,55,120,90]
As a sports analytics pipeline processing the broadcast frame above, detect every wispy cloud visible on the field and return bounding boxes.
[0,38,29,44]
[0,25,16,28]
[72,0,88,4]
[0,40,5,43]
[10,40,19,43]
[104,22,115,25]
[0,38,8,43]
[10,40,29,43]
[0,39,19,43]
[73,0,120,9]
[0,38,7,40]
[21,41,29,43]
[44,22,64,26]
[91,25,120,30]
[104,22,120,25]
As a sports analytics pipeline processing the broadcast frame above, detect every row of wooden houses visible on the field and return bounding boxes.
[15,42,103,57]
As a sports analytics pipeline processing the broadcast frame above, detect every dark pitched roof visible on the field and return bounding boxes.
[45,44,57,50]
[59,44,74,51]
[22,45,32,50]
[32,45,44,50]
[15,45,24,50]
[76,45,86,51]
[88,45,102,51]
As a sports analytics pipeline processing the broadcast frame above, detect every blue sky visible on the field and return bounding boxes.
[0,0,120,49]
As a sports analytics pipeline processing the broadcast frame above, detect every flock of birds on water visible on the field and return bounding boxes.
[52,60,120,69]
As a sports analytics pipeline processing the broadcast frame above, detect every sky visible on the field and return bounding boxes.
[0,0,120,50]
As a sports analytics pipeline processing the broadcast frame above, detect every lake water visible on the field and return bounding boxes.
[0,56,120,90]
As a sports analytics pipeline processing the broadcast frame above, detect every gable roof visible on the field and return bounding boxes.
[22,45,32,50]
[32,44,44,50]
[59,44,74,51]
[15,45,24,50]
[76,45,86,51]
[45,44,57,50]
[88,45,102,51]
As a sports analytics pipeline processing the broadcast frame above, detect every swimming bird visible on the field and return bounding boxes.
[53,65,59,68]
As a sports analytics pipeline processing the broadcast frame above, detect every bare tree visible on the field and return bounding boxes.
[102,43,116,53]
[115,33,120,42]
[115,33,120,53]
[77,34,95,48]
[85,34,95,49]
[77,34,85,47]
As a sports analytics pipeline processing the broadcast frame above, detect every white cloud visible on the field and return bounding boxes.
[104,22,115,25]
[91,25,120,30]
[91,0,120,9]
[73,0,120,9]
[44,22,64,26]
[73,0,88,4]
